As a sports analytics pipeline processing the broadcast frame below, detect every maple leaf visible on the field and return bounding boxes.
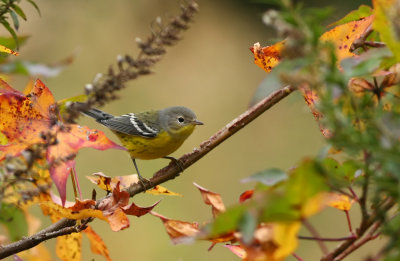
[0,79,124,205]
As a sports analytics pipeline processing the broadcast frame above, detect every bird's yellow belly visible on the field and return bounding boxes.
[116,131,185,160]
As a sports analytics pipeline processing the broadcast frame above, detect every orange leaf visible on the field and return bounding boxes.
[194,183,226,217]
[250,41,285,73]
[151,212,200,244]
[320,15,374,63]
[326,193,354,211]
[84,226,112,261]
[239,190,254,203]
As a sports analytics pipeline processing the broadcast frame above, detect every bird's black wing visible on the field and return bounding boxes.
[99,113,158,138]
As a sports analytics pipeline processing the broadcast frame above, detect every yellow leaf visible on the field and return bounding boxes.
[326,193,354,211]
[0,44,19,56]
[56,233,82,261]
[320,15,374,63]
[40,201,107,221]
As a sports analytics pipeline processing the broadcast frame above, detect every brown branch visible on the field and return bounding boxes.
[0,219,77,259]
[126,85,298,196]
[0,85,298,259]
[335,222,381,261]
[321,198,396,261]
[299,235,356,242]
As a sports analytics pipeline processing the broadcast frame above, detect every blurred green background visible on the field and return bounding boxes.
[2,0,384,260]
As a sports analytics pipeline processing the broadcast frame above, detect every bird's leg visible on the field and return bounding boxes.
[132,158,151,190]
[163,156,185,172]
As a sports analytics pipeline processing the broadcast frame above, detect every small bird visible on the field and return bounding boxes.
[81,105,203,184]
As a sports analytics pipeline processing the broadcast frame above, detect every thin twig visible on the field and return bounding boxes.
[299,235,356,242]
[293,253,305,261]
[302,219,329,255]
[335,222,381,260]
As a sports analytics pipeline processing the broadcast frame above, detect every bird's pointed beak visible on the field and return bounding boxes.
[193,119,204,125]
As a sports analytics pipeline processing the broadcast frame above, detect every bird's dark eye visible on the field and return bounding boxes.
[178,116,185,123]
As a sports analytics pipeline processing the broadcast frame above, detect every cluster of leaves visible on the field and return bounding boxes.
[161,0,400,260]
[0,0,39,48]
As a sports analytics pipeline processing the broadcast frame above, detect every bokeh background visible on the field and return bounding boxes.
[1,0,380,260]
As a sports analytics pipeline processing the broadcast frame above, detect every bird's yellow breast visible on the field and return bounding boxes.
[114,124,196,160]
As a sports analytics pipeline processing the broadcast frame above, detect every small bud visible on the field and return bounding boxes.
[85,83,93,92]
[155,16,162,25]
[117,54,124,62]
[93,73,103,83]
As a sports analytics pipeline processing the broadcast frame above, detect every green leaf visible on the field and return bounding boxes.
[341,47,393,78]
[211,205,246,236]
[241,168,288,186]
[238,211,257,244]
[9,9,19,31]
[0,35,28,50]
[1,19,19,49]
[11,4,27,20]
[0,203,28,241]
[26,0,41,16]
[329,5,372,27]
[374,1,400,62]
[260,159,329,222]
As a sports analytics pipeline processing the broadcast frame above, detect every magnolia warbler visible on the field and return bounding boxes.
[81,105,203,183]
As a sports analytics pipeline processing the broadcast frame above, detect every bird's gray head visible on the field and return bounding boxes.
[159,106,203,136]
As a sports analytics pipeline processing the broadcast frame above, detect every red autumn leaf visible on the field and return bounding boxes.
[0,79,124,205]
[122,200,161,217]
[239,190,254,203]
[194,183,226,217]
[151,211,200,244]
